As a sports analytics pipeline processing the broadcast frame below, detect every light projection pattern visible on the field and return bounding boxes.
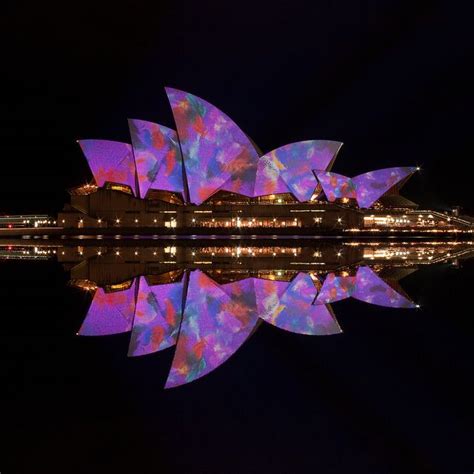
[78,90,417,208]
[78,140,136,195]
[166,87,260,203]
[256,141,342,201]
[128,119,184,198]
[165,271,259,388]
[128,277,184,356]
[352,167,418,208]
[254,277,291,321]
[314,171,356,202]
[259,273,341,335]
[316,273,357,304]
[352,266,416,308]
[78,266,417,387]
[315,167,417,207]
[78,280,136,336]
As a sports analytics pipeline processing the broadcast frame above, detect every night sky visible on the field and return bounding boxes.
[1,1,473,473]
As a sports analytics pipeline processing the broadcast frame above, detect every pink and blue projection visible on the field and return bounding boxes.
[315,167,417,207]
[166,87,260,204]
[77,265,417,387]
[128,277,184,356]
[259,273,341,335]
[352,266,415,308]
[78,89,417,207]
[128,119,184,198]
[256,141,342,201]
[78,140,137,195]
[78,280,136,336]
[314,171,357,201]
[165,271,259,388]
[352,167,417,208]
[316,273,357,304]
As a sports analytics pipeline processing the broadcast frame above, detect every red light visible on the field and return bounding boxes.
[8,224,12,228]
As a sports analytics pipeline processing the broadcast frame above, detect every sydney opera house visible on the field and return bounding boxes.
[57,88,471,233]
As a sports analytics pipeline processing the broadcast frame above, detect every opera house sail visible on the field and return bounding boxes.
[1,86,458,236]
[0,87,471,237]
[1,239,472,387]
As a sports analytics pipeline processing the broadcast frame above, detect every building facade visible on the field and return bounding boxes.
[58,87,471,233]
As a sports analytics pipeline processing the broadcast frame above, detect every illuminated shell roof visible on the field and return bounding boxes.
[79,267,415,387]
[315,167,417,208]
[78,140,137,195]
[78,88,416,207]
[128,119,184,198]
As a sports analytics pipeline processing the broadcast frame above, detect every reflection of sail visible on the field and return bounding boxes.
[165,271,258,388]
[128,277,183,357]
[254,278,290,321]
[78,280,136,336]
[72,256,423,387]
[220,277,259,323]
[352,266,416,308]
[316,273,356,304]
[259,273,341,335]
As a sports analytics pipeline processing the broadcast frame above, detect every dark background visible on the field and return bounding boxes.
[1,1,473,473]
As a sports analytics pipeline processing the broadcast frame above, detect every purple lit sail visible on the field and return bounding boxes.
[128,119,184,198]
[256,141,342,201]
[254,153,292,196]
[352,266,416,308]
[352,167,417,208]
[260,273,341,335]
[220,277,259,322]
[78,280,136,336]
[316,273,356,304]
[314,171,356,202]
[166,88,260,204]
[78,139,137,195]
[128,277,183,356]
[165,271,258,388]
[254,277,290,321]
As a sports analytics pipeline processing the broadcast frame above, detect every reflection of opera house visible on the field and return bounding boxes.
[59,88,472,233]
